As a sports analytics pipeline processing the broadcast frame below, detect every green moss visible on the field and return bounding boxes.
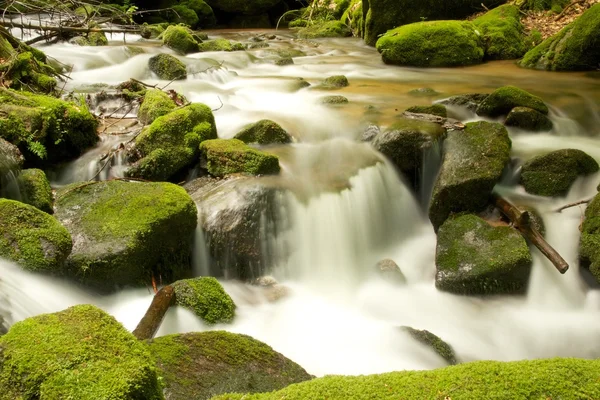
[518,0,570,11]
[0,49,57,94]
[0,305,163,400]
[149,331,312,399]
[200,139,281,177]
[138,89,177,125]
[274,57,293,66]
[213,358,600,400]
[580,193,600,283]
[172,4,200,28]
[317,75,349,90]
[0,199,71,273]
[163,25,200,54]
[88,31,109,46]
[405,104,447,117]
[520,149,598,197]
[149,53,187,80]
[505,106,553,131]
[185,0,217,28]
[340,0,363,36]
[320,95,349,105]
[476,85,548,117]
[54,181,197,291]
[296,20,352,39]
[173,277,236,324]
[473,4,526,60]
[401,327,457,365]
[376,21,484,67]
[198,39,245,52]
[234,120,292,145]
[17,168,53,213]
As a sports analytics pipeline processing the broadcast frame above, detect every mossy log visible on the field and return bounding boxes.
[133,285,175,340]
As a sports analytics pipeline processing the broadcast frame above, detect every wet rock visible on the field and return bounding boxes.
[439,93,488,112]
[262,48,307,58]
[163,25,200,54]
[173,277,236,324]
[401,326,457,365]
[297,21,352,39]
[200,139,280,177]
[16,168,53,214]
[429,121,511,231]
[435,214,532,295]
[286,78,311,92]
[274,57,293,66]
[505,106,553,132]
[580,192,600,284]
[138,89,176,125]
[375,259,406,284]
[472,4,526,60]
[0,199,71,273]
[0,305,162,399]
[54,180,197,291]
[320,95,349,105]
[148,54,187,81]
[476,85,548,118]
[198,39,245,52]
[361,124,380,142]
[318,75,349,89]
[148,331,312,400]
[408,88,441,97]
[234,120,293,145]
[405,104,447,118]
[252,276,289,302]
[520,149,599,197]
[0,138,23,195]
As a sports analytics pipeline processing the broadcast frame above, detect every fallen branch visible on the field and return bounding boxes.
[493,193,569,274]
[132,285,175,340]
[555,0,586,21]
[212,96,223,112]
[0,20,141,34]
[555,197,592,212]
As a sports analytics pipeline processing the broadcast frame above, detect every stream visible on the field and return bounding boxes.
[2,28,600,376]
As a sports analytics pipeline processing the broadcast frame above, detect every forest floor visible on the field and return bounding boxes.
[520,0,599,39]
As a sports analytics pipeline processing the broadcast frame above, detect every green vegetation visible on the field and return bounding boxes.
[185,0,217,28]
[517,0,569,11]
[473,4,526,60]
[405,104,447,117]
[318,75,349,89]
[138,89,177,125]
[320,95,349,105]
[234,119,292,144]
[296,21,352,39]
[580,193,600,283]
[148,54,187,80]
[17,168,53,213]
[198,39,245,52]
[173,277,236,324]
[0,305,163,400]
[505,106,553,131]
[402,327,457,365]
[200,139,281,177]
[163,25,200,54]
[476,85,548,117]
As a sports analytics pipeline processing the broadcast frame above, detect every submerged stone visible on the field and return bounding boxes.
[138,89,177,125]
[198,39,245,52]
[234,119,293,145]
[173,277,236,324]
[200,139,280,177]
[320,95,349,105]
[439,93,488,112]
[296,21,352,39]
[405,104,447,118]
[476,85,548,118]
[16,168,53,214]
[318,75,349,89]
[401,326,457,365]
[505,106,553,132]
[148,54,187,80]
[375,259,406,284]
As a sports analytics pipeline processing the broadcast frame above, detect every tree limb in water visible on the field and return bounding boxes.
[133,285,175,340]
[555,198,592,213]
[0,21,140,34]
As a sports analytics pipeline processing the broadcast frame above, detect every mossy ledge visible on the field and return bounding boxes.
[200,139,281,177]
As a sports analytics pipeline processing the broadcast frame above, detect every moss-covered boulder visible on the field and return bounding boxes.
[372,117,445,188]
[0,88,98,165]
[234,120,292,145]
[148,54,187,80]
[149,331,312,400]
[200,139,280,177]
[405,104,447,117]
[127,103,217,181]
[429,121,511,231]
[163,25,200,54]
[138,89,177,125]
[320,95,349,105]
[401,326,457,365]
[16,168,53,214]
[472,4,526,60]
[580,193,600,284]
[172,277,235,324]
[213,358,600,399]
[71,32,109,46]
[54,180,197,291]
[185,0,217,28]
[198,39,245,52]
[0,199,71,273]
[318,75,349,90]
[376,21,484,67]
[204,0,280,14]
[0,305,163,399]
[520,149,599,197]
[435,214,532,295]
[476,85,548,118]
[505,106,553,131]
[439,93,488,112]
[296,21,352,39]
[520,4,600,71]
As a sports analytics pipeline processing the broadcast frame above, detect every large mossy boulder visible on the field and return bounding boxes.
[401,326,457,365]
[197,39,245,52]
[405,104,447,117]
[54,180,197,291]
[505,106,553,131]
[149,331,312,400]
[204,0,280,14]
[200,139,280,177]
[520,4,600,71]
[234,119,292,145]
[435,214,532,295]
[127,103,217,181]
[212,358,600,399]
[148,54,187,81]
[296,21,352,39]
[0,305,163,399]
[476,86,548,118]
[0,88,98,165]
[163,25,200,54]
[520,149,599,197]
[428,121,511,231]
[185,0,217,28]
[17,168,53,214]
[172,277,236,324]
[580,193,600,284]
[376,21,484,67]
[138,89,177,125]
[472,4,526,60]
[0,199,71,273]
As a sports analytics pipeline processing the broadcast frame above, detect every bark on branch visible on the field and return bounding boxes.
[0,21,140,34]
[133,285,175,340]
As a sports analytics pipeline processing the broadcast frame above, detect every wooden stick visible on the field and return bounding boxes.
[493,193,569,274]
[132,285,175,340]
[555,198,592,213]
[0,20,141,34]
[555,0,586,21]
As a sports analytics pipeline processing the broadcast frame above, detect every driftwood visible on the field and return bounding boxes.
[132,285,175,340]
[0,21,140,34]
[555,198,592,212]
[493,193,569,274]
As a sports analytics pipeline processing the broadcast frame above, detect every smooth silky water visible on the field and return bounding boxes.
[2,29,600,376]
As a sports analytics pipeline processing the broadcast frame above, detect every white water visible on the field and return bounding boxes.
[2,29,600,377]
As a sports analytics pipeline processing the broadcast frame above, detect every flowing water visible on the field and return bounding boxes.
[2,29,600,376]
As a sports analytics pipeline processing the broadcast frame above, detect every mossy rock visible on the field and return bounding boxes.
[262,48,307,58]
[212,358,600,399]
[428,121,511,231]
[0,305,163,399]
[148,53,187,80]
[198,39,245,52]
[376,21,484,67]
[405,104,447,117]
[435,214,532,295]
[200,139,280,177]
[408,87,441,97]
[439,93,488,113]
[476,85,548,118]
[401,326,457,365]
[520,4,600,71]
[163,25,200,54]
[274,57,293,66]
[520,149,599,197]
[54,180,197,291]
[318,75,349,89]
[185,0,217,28]
[320,95,349,105]
[149,331,312,400]
[89,31,109,46]
[127,103,217,181]
[505,106,553,132]
[472,4,526,60]
[0,88,98,166]
[0,138,23,193]
[580,193,600,284]
[234,120,292,145]
[296,21,352,39]
[0,199,71,273]
[172,277,236,324]
[138,89,177,125]
[142,23,167,39]
[171,4,200,28]
[204,0,280,14]
[17,168,53,214]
